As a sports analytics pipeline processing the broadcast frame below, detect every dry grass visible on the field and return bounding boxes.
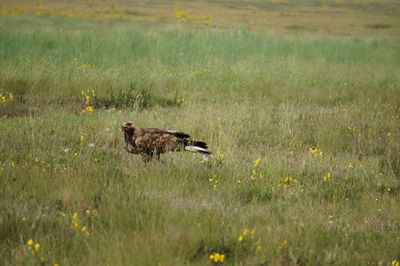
[1,1,400,265]
[1,0,400,35]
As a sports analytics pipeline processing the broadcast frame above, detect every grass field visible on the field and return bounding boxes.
[1,0,400,265]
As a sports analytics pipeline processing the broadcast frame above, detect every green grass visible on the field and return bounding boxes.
[1,12,400,266]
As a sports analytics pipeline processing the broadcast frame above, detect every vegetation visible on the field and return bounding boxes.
[0,0,399,265]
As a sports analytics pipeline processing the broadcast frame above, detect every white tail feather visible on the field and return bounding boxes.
[185,146,210,154]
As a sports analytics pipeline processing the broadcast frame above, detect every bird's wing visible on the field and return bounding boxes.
[134,133,153,152]
[135,129,185,153]
[145,128,190,139]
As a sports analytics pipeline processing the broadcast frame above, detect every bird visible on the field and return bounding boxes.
[121,121,211,162]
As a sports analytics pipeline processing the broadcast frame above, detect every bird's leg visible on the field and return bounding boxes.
[155,153,166,164]
[142,153,153,163]
[143,156,152,163]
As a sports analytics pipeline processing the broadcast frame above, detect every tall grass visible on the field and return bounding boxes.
[1,14,400,265]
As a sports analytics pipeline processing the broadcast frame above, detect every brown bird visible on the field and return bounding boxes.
[121,121,211,162]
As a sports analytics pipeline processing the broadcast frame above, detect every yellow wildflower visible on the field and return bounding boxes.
[175,10,186,20]
[309,147,324,157]
[9,93,14,101]
[282,176,298,185]
[34,243,40,252]
[85,106,94,115]
[11,161,15,167]
[238,235,243,241]
[387,132,392,137]
[209,253,225,263]
[309,147,318,154]
[78,63,94,70]
[348,163,353,168]
[392,260,399,266]
[204,17,211,26]
[79,135,85,143]
[27,239,33,246]
[278,240,288,249]
[242,228,249,236]
[323,172,331,182]
[254,159,261,167]
[0,96,5,103]
[256,245,262,252]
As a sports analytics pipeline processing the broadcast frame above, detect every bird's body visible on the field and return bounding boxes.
[122,121,211,162]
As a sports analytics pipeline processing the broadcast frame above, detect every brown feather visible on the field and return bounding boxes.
[121,121,211,162]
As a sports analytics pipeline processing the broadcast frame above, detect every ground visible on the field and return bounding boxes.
[0,0,400,265]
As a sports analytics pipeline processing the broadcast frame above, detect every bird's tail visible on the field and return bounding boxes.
[184,145,212,154]
[188,140,208,149]
[184,140,211,154]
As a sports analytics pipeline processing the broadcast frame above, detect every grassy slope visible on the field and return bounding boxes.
[1,6,400,266]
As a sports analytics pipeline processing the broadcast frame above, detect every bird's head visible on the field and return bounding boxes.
[121,121,135,133]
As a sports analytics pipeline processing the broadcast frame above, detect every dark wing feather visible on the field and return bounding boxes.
[145,128,190,139]
[187,140,208,149]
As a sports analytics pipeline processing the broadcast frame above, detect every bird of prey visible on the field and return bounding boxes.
[121,121,211,162]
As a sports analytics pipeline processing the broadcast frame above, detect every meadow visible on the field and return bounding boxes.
[1,0,400,265]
